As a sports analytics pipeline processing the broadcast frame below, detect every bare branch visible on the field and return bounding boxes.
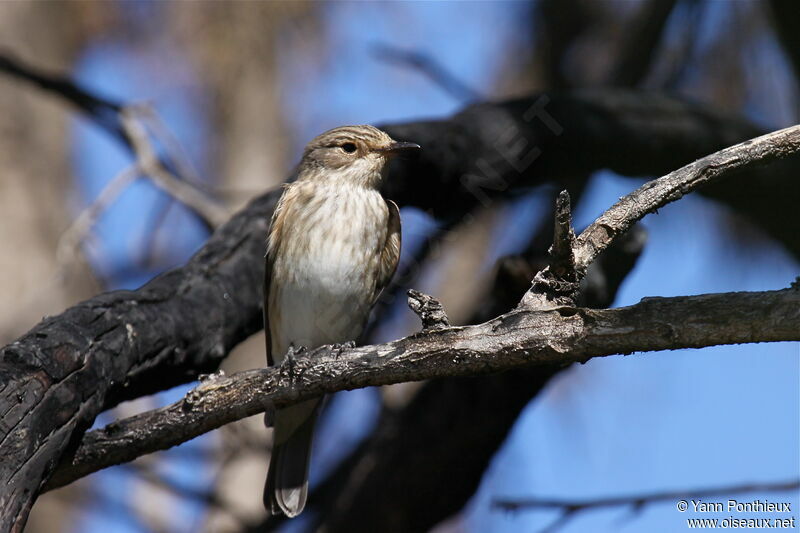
[371,43,480,102]
[2,63,799,530]
[520,124,800,312]
[120,108,229,228]
[532,190,579,303]
[0,52,126,143]
[406,289,450,331]
[56,165,140,273]
[494,479,800,533]
[495,479,800,511]
[45,286,800,490]
[0,53,228,232]
[573,124,800,273]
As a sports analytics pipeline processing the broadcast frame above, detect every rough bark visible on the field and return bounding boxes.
[314,227,647,533]
[37,124,800,517]
[43,287,800,492]
[1,82,799,531]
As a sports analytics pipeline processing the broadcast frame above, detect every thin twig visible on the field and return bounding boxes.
[372,43,481,102]
[407,289,450,330]
[494,479,800,533]
[56,165,140,274]
[495,479,800,511]
[135,104,204,186]
[0,54,228,232]
[121,107,229,229]
[549,190,576,275]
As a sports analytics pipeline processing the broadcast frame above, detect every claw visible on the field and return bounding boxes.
[331,340,355,359]
[280,344,308,384]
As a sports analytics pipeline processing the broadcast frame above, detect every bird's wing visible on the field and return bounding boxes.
[373,199,402,304]
[264,190,288,368]
[264,185,294,367]
[264,245,274,367]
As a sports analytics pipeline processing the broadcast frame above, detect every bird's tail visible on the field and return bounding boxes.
[264,399,321,517]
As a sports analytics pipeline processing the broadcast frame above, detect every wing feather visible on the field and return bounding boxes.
[264,249,274,367]
[373,199,402,304]
[264,186,291,367]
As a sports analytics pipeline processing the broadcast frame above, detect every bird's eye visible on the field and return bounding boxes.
[341,143,357,153]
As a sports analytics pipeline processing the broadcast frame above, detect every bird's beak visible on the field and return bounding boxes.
[377,141,421,156]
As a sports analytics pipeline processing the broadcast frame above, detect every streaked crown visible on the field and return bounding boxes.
[297,125,420,188]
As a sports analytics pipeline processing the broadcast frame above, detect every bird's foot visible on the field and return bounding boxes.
[330,340,355,359]
[198,369,226,383]
[280,344,307,384]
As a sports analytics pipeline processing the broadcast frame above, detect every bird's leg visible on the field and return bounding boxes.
[330,340,355,359]
[280,344,307,385]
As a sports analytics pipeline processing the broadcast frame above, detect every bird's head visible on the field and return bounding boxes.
[298,125,420,188]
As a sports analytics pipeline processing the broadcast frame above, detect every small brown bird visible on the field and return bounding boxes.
[263,125,419,517]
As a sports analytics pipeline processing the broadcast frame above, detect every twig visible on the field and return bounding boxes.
[372,43,481,102]
[494,479,800,533]
[531,190,579,303]
[362,219,458,341]
[55,109,229,274]
[407,289,450,330]
[572,124,800,274]
[0,53,227,232]
[523,124,800,308]
[0,52,126,143]
[120,107,229,229]
[549,190,576,275]
[135,105,204,186]
[44,287,800,490]
[2,85,797,530]
[55,165,140,274]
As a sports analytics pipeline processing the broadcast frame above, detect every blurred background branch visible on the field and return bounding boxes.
[0,2,797,533]
[494,479,800,533]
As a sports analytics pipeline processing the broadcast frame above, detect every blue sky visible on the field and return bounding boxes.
[68,2,798,532]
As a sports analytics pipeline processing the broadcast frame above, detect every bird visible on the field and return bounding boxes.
[263,124,420,517]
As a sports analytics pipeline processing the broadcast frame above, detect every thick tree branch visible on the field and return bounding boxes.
[768,0,800,87]
[316,227,646,533]
[0,191,276,532]
[607,0,679,86]
[2,64,800,530]
[45,287,800,491]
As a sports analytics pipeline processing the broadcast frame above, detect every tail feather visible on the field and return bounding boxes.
[264,399,320,517]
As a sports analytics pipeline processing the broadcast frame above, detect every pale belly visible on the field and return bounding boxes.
[268,186,387,362]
